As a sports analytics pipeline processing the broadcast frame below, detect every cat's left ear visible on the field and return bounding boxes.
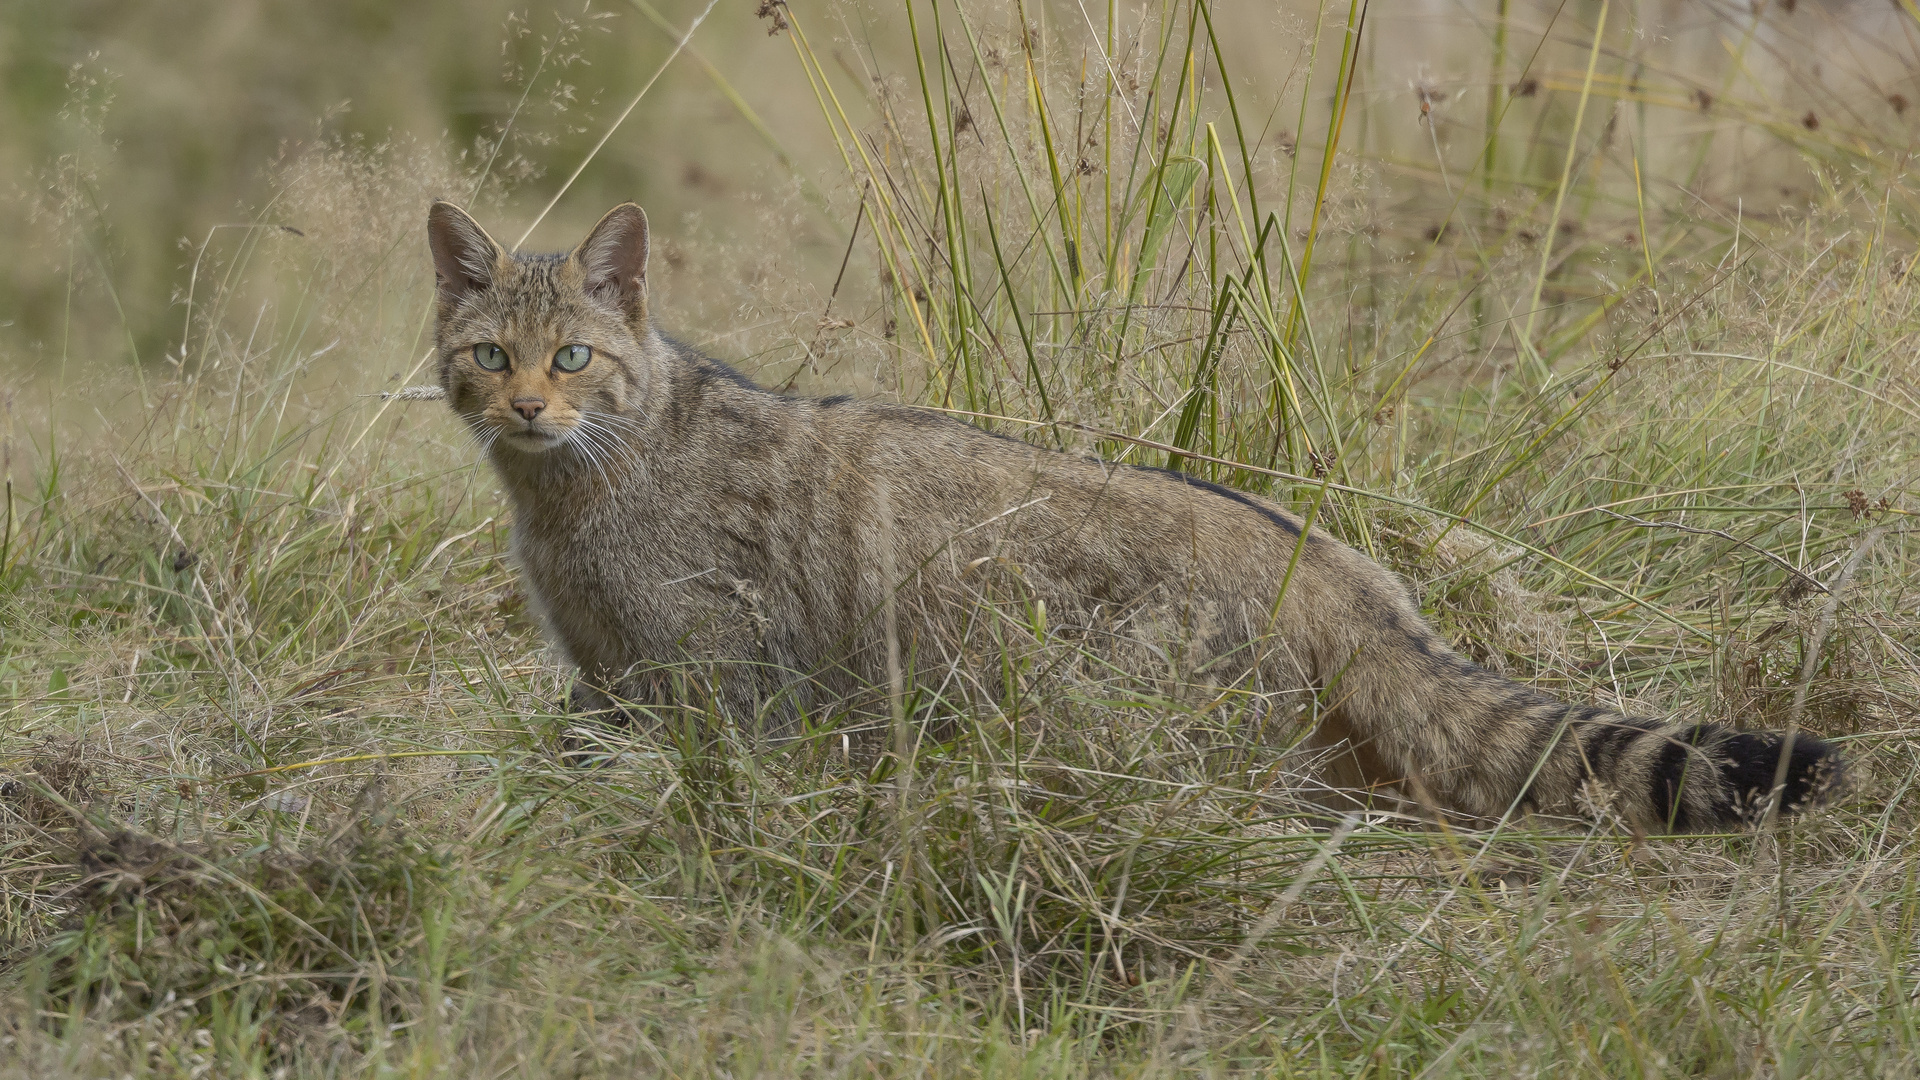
[572,203,649,326]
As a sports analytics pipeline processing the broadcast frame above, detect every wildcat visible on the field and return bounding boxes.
[426,199,1841,832]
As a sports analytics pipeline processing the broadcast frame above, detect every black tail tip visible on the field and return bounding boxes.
[1718,729,1846,825]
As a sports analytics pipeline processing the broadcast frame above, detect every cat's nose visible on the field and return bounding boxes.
[511,397,546,422]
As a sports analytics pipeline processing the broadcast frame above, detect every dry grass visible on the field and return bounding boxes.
[4,1,1920,1076]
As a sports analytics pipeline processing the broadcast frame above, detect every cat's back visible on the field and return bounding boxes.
[645,356,1039,514]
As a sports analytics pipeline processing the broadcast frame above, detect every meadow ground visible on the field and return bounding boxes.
[3,0,1920,1075]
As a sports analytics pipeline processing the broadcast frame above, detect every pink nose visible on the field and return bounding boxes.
[512,398,546,422]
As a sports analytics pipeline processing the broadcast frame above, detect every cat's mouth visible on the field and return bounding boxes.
[500,425,569,453]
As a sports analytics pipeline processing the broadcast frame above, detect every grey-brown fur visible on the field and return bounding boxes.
[427,199,1842,833]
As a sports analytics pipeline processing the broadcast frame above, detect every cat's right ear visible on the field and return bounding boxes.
[427,200,506,308]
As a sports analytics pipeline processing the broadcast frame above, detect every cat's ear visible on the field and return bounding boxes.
[572,203,649,324]
[427,200,506,308]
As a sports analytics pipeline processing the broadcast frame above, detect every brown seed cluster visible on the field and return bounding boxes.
[755,0,789,36]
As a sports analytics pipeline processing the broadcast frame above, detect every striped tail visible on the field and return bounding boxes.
[1549,707,1845,832]
[1310,621,1846,832]
[1297,549,1848,833]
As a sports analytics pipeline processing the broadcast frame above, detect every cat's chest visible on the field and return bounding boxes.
[507,487,726,612]
[512,495,650,594]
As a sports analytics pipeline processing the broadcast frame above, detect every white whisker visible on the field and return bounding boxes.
[576,411,648,477]
[582,423,637,486]
[565,421,624,490]
[576,430,614,489]
[457,411,504,462]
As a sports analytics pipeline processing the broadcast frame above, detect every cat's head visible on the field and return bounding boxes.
[427,200,658,457]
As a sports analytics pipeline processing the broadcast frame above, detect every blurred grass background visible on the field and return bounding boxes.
[4,0,1920,1076]
[0,0,839,390]
[8,0,1915,397]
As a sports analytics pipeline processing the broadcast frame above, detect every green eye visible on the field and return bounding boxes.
[555,344,592,373]
[473,343,509,371]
